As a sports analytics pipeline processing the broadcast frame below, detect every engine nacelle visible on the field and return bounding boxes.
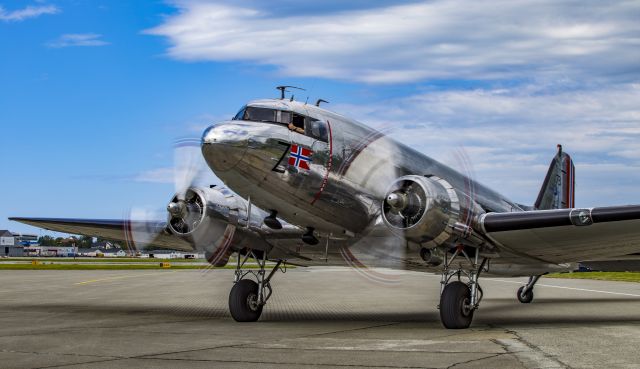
[381,175,460,247]
[166,187,259,267]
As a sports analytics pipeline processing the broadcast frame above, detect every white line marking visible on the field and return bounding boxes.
[74,271,175,285]
[487,279,640,297]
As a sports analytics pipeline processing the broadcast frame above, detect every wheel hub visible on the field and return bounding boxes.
[461,297,473,316]
[247,293,260,311]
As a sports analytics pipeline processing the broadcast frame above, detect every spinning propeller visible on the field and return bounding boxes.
[123,138,213,253]
[334,128,479,281]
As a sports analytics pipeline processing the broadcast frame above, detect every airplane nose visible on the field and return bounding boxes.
[201,123,249,172]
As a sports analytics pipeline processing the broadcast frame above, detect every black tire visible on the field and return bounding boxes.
[517,286,534,303]
[440,281,474,329]
[229,279,263,322]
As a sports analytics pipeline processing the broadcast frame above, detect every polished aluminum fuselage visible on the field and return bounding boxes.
[201,100,572,276]
[202,99,522,239]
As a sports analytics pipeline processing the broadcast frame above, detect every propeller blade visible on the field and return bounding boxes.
[174,138,205,200]
[123,207,166,254]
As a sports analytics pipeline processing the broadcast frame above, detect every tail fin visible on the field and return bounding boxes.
[534,145,575,210]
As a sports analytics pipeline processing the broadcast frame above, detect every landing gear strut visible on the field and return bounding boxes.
[517,275,541,304]
[228,250,285,322]
[438,246,488,329]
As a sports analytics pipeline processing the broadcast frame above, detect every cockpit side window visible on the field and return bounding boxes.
[291,113,305,130]
[278,111,291,124]
[286,113,305,134]
[307,119,328,142]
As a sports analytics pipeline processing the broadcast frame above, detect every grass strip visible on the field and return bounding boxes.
[0,258,207,263]
[546,271,640,283]
[0,263,243,270]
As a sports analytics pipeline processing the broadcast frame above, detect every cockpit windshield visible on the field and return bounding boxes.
[245,107,277,122]
[234,106,290,125]
[232,105,327,142]
[232,106,246,120]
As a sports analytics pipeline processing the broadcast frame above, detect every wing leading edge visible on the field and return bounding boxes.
[9,217,194,252]
[478,205,640,263]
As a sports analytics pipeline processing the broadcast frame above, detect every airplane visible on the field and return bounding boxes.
[10,86,640,329]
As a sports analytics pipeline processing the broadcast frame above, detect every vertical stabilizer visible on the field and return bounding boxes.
[534,145,575,210]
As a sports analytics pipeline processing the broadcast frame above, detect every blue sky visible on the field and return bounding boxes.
[1,0,639,235]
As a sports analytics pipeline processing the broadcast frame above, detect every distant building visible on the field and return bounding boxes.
[76,247,126,257]
[76,247,102,257]
[0,230,14,246]
[24,245,77,257]
[145,250,204,259]
[1,230,24,257]
[102,248,127,257]
[147,250,183,259]
[13,233,38,246]
[93,241,121,250]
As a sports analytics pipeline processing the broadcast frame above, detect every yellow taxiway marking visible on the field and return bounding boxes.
[74,271,175,285]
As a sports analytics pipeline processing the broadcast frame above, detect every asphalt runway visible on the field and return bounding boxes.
[1,268,639,369]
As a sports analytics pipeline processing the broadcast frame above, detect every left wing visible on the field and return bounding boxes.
[9,217,194,251]
[478,205,640,263]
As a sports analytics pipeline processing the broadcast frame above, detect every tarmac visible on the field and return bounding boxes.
[0,268,639,369]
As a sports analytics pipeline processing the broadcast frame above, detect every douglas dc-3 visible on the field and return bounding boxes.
[11,86,640,329]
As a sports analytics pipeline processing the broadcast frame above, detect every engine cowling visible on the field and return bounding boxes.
[381,175,460,247]
[166,187,245,266]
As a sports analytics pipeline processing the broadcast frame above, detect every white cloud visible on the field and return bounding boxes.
[329,83,640,206]
[0,4,59,22]
[147,0,640,83]
[144,0,640,206]
[46,33,109,48]
[134,167,174,184]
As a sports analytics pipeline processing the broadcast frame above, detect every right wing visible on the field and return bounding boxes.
[478,205,640,263]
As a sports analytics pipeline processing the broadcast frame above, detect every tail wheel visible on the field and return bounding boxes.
[517,286,534,303]
[440,281,474,329]
[229,279,263,322]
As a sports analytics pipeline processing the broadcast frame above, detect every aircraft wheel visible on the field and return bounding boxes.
[439,281,474,329]
[229,279,263,322]
[517,286,534,303]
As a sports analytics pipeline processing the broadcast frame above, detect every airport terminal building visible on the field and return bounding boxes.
[0,230,24,257]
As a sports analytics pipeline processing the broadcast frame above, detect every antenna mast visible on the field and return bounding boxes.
[276,85,306,100]
[315,99,329,107]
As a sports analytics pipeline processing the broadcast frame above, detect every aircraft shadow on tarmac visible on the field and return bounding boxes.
[9,297,640,326]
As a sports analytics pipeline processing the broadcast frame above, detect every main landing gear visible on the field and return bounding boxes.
[438,246,488,329]
[228,250,286,322]
[517,275,541,304]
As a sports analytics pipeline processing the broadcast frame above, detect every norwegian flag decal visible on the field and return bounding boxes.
[288,144,312,170]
